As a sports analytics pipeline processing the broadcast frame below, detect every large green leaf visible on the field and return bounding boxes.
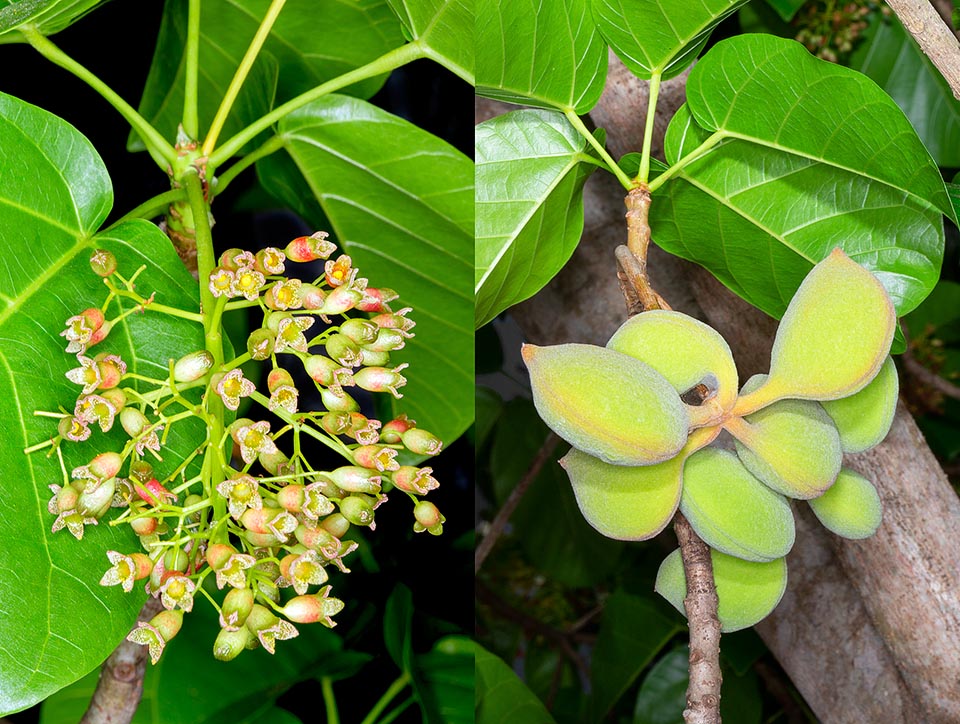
[650,34,948,324]
[414,636,475,724]
[475,110,599,327]
[0,91,206,714]
[849,14,960,167]
[489,399,624,588]
[475,643,556,724]
[258,95,473,446]
[761,0,804,21]
[0,0,109,42]
[38,588,357,724]
[385,0,473,82]
[591,0,747,80]
[132,0,403,152]
[476,0,607,113]
[589,591,682,722]
[632,646,687,724]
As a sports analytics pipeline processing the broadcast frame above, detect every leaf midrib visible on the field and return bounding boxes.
[0,236,90,327]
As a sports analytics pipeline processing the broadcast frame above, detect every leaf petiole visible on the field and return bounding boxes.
[563,108,634,190]
[646,131,724,193]
[637,70,661,186]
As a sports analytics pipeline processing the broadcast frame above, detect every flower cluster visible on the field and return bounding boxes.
[28,234,446,663]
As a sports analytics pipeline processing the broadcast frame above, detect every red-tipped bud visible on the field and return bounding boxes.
[206,543,237,572]
[89,452,123,480]
[281,589,344,626]
[285,231,336,262]
[86,320,113,350]
[357,287,398,313]
[267,368,295,394]
[381,415,416,444]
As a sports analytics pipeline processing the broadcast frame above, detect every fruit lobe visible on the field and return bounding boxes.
[808,468,882,539]
[522,343,689,465]
[822,356,898,454]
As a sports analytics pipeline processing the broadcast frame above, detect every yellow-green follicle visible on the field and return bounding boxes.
[725,395,842,500]
[808,468,882,539]
[735,248,895,415]
[522,343,689,466]
[606,310,739,416]
[654,548,788,632]
[822,356,898,454]
[680,447,795,562]
[559,426,719,541]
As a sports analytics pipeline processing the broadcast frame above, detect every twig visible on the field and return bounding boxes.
[615,192,722,724]
[674,514,723,724]
[902,352,960,401]
[885,0,960,100]
[475,580,590,684]
[80,597,164,724]
[474,432,561,573]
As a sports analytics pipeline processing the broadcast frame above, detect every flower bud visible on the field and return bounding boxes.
[77,477,115,518]
[401,428,443,456]
[221,588,255,630]
[353,446,399,472]
[100,387,127,412]
[206,543,237,572]
[90,452,123,480]
[129,460,154,483]
[259,448,293,476]
[164,547,189,572]
[281,589,344,627]
[363,328,406,352]
[318,286,362,315]
[247,328,276,360]
[339,319,379,345]
[321,388,359,413]
[120,408,149,438]
[300,283,326,309]
[325,334,362,368]
[414,500,443,529]
[340,495,376,528]
[371,308,416,334]
[285,231,336,262]
[321,513,350,538]
[357,287,398,313]
[354,365,408,399]
[391,466,439,495]
[213,625,251,661]
[173,350,214,382]
[219,248,251,271]
[360,348,391,367]
[320,411,351,436]
[267,368,294,394]
[89,249,117,277]
[322,466,382,494]
[94,354,126,389]
[86,320,113,351]
[381,415,416,444]
[131,516,158,537]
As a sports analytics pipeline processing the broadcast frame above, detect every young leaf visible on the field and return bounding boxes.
[849,14,960,167]
[0,91,209,715]
[591,0,748,80]
[476,643,557,724]
[476,0,607,113]
[651,34,949,322]
[0,0,109,41]
[385,0,473,82]
[259,94,473,446]
[475,110,599,327]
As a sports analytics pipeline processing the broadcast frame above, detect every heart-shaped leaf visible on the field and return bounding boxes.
[385,0,473,82]
[476,0,607,113]
[475,110,599,328]
[849,14,960,167]
[0,90,206,714]
[591,0,748,80]
[132,0,404,152]
[0,0,109,41]
[258,94,473,446]
[475,642,557,724]
[650,34,949,323]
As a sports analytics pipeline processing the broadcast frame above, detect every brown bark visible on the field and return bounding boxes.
[488,52,960,720]
[886,0,960,99]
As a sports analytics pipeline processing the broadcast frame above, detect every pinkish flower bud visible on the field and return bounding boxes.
[219,248,253,271]
[93,354,126,390]
[89,249,117,277]
[81,451,123,481]
[130,516,158,537]
[413,501,444,535]
[134,478,176,506]
[402,428,443,456]
[247,328,276,360]
[318,286,362,315]
[391,466,439,495]
[294,524,342,558]
[372,307,416,335]
[173,350,214,382]
[120,408,148,437]
[321,513,351,538]
[322,466,382,494]
[354,364,408,399]
[240,508,297,542]
[353,445,399,472]
[300,283,326,310]
[357,287,398,313]
[267,368,295,393]
[285,231,336,262]
[381,415,415,444]
[281,587,344,626]
[100,387,126,412]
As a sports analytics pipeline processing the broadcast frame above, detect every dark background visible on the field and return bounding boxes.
[3,0,473,721]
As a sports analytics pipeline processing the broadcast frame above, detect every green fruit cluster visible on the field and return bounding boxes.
[522,249,896,632]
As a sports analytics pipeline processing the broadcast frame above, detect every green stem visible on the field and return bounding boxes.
[646,131,725,193]
[209,42,424,167]
[374,697,415,724]
[321,677,340,724]
[360,673,411,724]
[563,109,633,191]
[105,189,187,231]
[202,0,287,156]
[212,135,286,197]
[183,0,202,139]
[637,70,661,186]
[20,27,177,169]
[248,391,353,459]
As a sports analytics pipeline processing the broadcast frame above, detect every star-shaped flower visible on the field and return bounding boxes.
[268,384,299,414]
[274,315,314,354]
[216,474,262,520]
[302,483,335,521]
[213,552,256,589]
[324,254,356,288]
[99,550,152,593]
[256,247,286,274]
[65,355,102,394]
[235,421,278,465]
[126,621,166,664]
[208,267,236,298]
[216,369,256,411]
[157,574,196,612]
[51,509,97,540]
[268,278,303,310]
[60,313,97,353]
[231,266,266,301]
[74,394,117,432]
[283,550,329,595]
[253,615,298,654]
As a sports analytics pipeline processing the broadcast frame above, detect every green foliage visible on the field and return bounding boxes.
[0,0,108,41]
[475,643,558,724]
[591,0,748,80]
[386,0,474,82]
[474,110,599,326]
[475,0,607,112]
